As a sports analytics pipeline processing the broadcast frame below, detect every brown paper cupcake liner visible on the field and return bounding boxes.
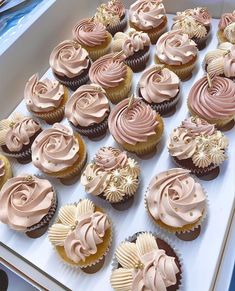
[1,147,32,160]
[124,49,150,72]
[107,11,128,36]
[56,72,90,91]
[192,34,209,51]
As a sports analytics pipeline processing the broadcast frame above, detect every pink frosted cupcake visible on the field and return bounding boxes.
[65,84,110,138]
[129,0,168,44]
[49,40,91,91]
[218,11,235,44]
[138,65,180,115]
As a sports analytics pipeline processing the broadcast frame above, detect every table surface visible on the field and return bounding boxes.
[0,15,235,291]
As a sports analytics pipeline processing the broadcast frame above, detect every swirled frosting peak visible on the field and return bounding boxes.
[72,18,108,47]
[122,30,150,57]
[49,40,89,78]
[65,84,110,127]
[108,98,159,145]
[31,123,80,173]
[89,53,127,88]
[106,0,125,18]
[156,30,198,65]
[174,7,211,26]
[181,117,215,136]
[219,11,235,30]
[0,175,54,231]
[139,66,180,103]
[24,74,64,113]
[129,0,166,30]
[188,76,235,119]
[146,168,206,228]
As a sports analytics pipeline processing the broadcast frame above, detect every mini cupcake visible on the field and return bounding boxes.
[155,30,198,80]
[49,40,91,91]
[0,175,57,238]
[145,168,207,240]
[0,114,42,163]
[72,18,112,61]
[31,123,87,184]
[108,96,164,155]
[89,53,133,104]
[65,84,110,138]
[94,0,127,36]
[188,75,235,129]
[218,11,235,43]
[110,232,182,290]
[0,155,12,190]
[112,29,151,72]
[81,147,140,210]
[138,65,180,115]
[129,0,168,44]
[172,7,212,50]
[48,199,112,273]
[24,74,68,125]
[168,117,228,177]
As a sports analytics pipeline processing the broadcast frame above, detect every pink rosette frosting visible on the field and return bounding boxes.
[108,98,158,145]
[89,53,127,88]
[156,30,198,65]
[219,11,235,30]
[146,168,206,228]
[139,67,180,103]
[106,0,125,18]
[65,84,110,127]
[0,175,54,231]
[122,30,150,57]
[31,123,79,173]
[0,160,5,177]
[181,117,215,136]
[72,19,108,47]
[24,74,64,113]
[5,117,41,152]
[188,76,235,119]
[64,211,110,263]
[129,0,166,30]
[49,40,89,78]
[94,147,127,171]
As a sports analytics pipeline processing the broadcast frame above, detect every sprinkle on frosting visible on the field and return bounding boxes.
[0,175,54,231]
[81,147,140,203]
[110,232,180,291]
[173,7,211,27]
[48,199,111,263]
[94,3,120,27]
[105,0,125,19]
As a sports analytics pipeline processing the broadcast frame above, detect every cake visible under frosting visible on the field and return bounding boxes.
[0,175,54,231]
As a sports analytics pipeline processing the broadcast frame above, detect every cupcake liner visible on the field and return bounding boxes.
[192,34,209,51]
[56,72,90,91]
[1,147,32,160]
[107,11,128,36]
[124,49,150,72]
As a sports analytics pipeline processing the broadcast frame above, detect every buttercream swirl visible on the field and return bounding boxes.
[4,117,41,152]
[224,23,235,44]
[139,67,180,103]
[0,175,54,231]
[0,159,5,177]
[129,0,166,30]
[31,123,79,173]
[219,11,235,30]
[146,168,206,228]
[156,30,198,65]
[122,30,150,57]
[105,0,125,18]
[65,84,110,127]
[49,40,89,78]
[24,74,64,113]
[181,117,215,136]
[72,18,108,47]
[188,76,235,119]
[174,7,211,27]
[108,98,158,145]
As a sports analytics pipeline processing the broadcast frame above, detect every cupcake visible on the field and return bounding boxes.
[188,75,235,129]
[110,232,182,290]
[218,11,235,43]
[0,114,42,163]
[138,65,180,115]
[72,18,112,61]
[112,29,151,72]
[172,7,212,50]
[24,74,68,125]
[49,40,91,91]
[129,0,168,44]
[108,96,164,155]
[65,84,110,138]
[168,117,228,177]
[48,199,112,273]
[89,53,133,104]
[0,155,12,190]
[0,175,57,238]
[155,30,198,80]
[81,147,140,210]
[94,0,127,36]
[145,168,207,240]
[31,123,87,184]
